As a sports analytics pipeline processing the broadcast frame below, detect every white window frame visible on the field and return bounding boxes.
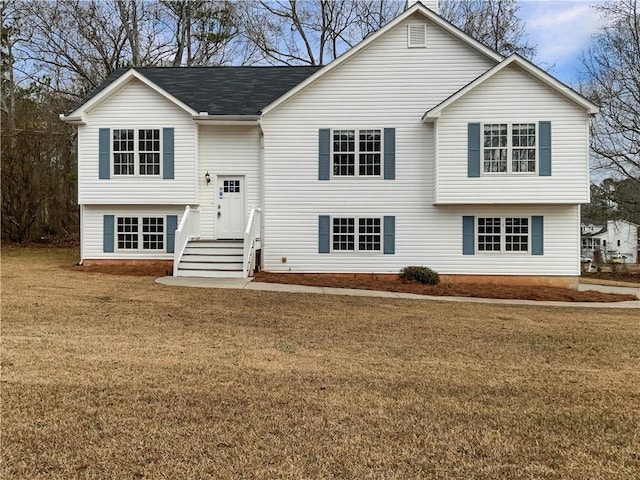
[112,128,162,177]
[482,123,537,175]
[331,216,383,253]
[116,216,165,252]
[476,216,530,254]
[331,128,383,178]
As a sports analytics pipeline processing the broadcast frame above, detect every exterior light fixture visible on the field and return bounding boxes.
[205,171,211,185]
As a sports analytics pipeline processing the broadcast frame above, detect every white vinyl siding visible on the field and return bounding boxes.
[436,65,590,204]
[82,205,184,260]
[197,125,261,238]
[261,15,580,275]
[77,79,196,204]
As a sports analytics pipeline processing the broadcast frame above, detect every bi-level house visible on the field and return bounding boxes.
[60,1,598,287]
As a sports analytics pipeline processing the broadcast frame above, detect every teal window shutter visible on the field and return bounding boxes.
[383,216,395,254]
[103,215,114,252]
[319,215,330,253]
[539,121,551,176]
[532,216,544,255]
[462,216,475,255]
[166,215,178,253]
[318,129,330,180]
[163,128,175,179]
[468,123,481,177]
[383,128,396,179]
[99,128,110,179]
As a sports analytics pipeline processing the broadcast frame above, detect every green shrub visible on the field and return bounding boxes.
[399,266,440,285]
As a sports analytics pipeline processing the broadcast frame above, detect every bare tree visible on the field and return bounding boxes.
[2,2,78,242]
[241,0,402,66]
[439,0,536,58]
[18,0,246,99]
[160,0,241,66]
[581,0,640,205]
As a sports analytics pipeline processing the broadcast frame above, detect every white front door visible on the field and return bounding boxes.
[217,176,245,239]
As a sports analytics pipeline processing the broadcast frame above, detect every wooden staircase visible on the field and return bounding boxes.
[175,239,243,278]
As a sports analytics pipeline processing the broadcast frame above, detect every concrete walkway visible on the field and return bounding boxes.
[578,281,640,299]
[156,276,640,309]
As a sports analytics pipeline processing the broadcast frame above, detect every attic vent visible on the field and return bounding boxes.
[407,24,427,48]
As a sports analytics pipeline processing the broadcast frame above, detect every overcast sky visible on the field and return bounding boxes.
[518,0,606,86]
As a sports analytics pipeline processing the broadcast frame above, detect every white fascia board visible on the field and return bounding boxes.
[423,55,599,122]
[261,3,502,117]
[66,69,198,119]
[193,115,260,126]
[58,114,86,125]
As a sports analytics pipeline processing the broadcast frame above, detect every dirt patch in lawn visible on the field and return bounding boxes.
[69,262,172,277]
[255,272,636,303]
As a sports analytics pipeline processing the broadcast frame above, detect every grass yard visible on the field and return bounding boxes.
[2,247,640,479]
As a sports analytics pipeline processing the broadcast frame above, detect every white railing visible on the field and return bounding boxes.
[243,206,262,278]
[173,206,200,276]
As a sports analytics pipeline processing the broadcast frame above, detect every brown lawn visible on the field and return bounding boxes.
[2,247,639,479]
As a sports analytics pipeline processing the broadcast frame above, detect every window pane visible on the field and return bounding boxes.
[117,217,139,249]
[333,130,356,176]
[358,218,381,251]
[332,217,355,251]
[113,130,135,175]
[483,124,508,173]
[512,124,536,173]
[505,217,528,251]
[358,130,381,176]
[138,129,160,176]
[142,217,164,250]
[478,217,501,251]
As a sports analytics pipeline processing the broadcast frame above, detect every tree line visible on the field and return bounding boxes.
[1,0,638,242]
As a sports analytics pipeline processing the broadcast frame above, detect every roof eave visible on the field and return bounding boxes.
[59,114,86,125]
[422,55,600,122]
[65,69,199,118]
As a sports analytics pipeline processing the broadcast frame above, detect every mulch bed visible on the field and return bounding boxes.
[65,263,637,303]
[255,272,637,303]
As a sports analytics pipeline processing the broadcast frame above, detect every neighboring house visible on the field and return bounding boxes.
[60,1,599,287]
[581,220,639,264]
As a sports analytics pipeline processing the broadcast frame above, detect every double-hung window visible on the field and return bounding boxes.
[332,217,381,252]
[332,129,381,177]
[477,217,529,252]
[113,129,161,176]
[483,123,536,174]
[117,216,164,251]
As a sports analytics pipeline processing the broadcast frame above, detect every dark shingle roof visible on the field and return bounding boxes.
[73,66,322,116]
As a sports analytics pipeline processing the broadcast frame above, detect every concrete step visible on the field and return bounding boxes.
[181,254,242,263]
[183,247,243,256]
[188,240,242,248]
[175,269,244,278]
[178,261,242,271]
